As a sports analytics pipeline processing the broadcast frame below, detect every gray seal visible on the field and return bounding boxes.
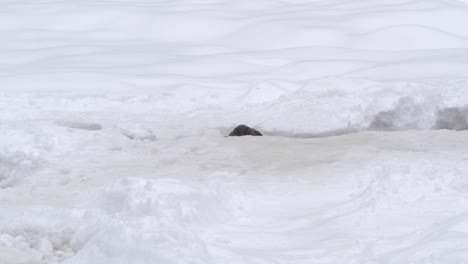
[229,124,262,136]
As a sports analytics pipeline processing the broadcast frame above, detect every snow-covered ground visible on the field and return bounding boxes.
[2,0,468,263]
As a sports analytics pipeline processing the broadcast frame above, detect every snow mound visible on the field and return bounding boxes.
[0,227,75,264]
[69,177,234,264]
[118,124,157,141]
[434,106,468,131]
[369,97,437,131]
[0,152,39,188]
[369,97,468,132]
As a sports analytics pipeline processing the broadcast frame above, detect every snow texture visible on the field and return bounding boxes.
[1,0,468,263]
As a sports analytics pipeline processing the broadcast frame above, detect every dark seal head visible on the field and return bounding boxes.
[229,124,262,136]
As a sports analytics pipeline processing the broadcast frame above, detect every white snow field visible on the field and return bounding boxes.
[2,0,468,263]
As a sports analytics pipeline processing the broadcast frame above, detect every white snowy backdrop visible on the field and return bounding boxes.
[1,0,468,263]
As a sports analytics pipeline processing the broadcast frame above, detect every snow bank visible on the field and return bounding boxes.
[0,127,47,188]
[0,226,75,264]
[67,177,236,264]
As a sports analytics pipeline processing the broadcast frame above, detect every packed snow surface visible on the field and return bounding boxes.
[2,0,468,263]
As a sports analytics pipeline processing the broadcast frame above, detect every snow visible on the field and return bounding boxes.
[1,0,468,263]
